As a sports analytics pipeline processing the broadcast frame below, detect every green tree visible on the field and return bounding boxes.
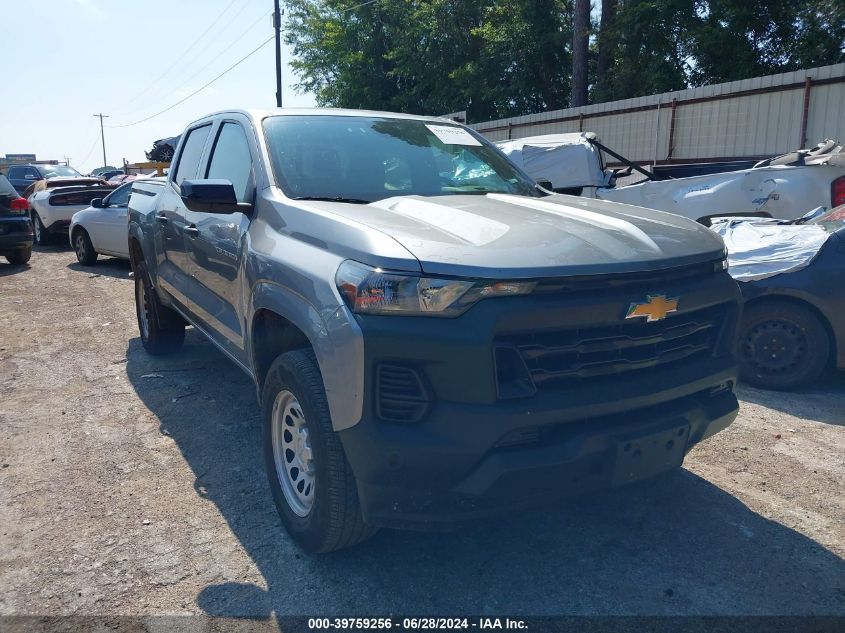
[283,0,571,121]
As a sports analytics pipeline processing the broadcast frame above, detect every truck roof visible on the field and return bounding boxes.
[188,107,462,126]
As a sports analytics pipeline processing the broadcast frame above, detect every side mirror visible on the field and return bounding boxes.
[535,178,554,191]
[91,198,105,208]
[180,179,251,214]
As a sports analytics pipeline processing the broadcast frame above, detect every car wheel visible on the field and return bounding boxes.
[262,349,376,553]
[134,262,186,355]
[31,212,52,246]
[73,228,98,266]
[6,247,32,265]
[738,301,830,390]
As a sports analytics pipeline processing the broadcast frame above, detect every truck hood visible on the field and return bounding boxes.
[307,193,727,278]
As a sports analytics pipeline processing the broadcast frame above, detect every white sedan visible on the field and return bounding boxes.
[68,182,133,265]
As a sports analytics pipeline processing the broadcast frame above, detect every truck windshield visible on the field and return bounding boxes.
[263,115,540,203]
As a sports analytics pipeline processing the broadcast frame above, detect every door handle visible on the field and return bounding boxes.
[155,213,168,224]
[185,225,200,237]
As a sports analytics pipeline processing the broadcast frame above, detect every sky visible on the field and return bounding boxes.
[0,0,317,174]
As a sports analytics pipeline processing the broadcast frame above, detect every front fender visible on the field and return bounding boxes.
[250,281,365,431]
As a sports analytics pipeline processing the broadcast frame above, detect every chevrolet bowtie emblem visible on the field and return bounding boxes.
[626,294,679,322]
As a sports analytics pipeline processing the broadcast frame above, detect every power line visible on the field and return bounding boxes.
[111,0,240,113]
[165,11,271,103]
[338,0,378,12]
[78,129,102,167]
[109,36,275,128]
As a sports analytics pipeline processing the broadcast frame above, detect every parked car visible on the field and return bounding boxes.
[0,174,34,265]
[145,136,180,162]
[28,182,116,245]
[97,169,124,181]
[497,133,845,224]
[6,164,83,194]
[712,208,845,390]
[69,181,138,264]
[130,108,741,553]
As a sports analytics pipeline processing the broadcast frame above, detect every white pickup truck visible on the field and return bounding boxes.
[498,133,845,224]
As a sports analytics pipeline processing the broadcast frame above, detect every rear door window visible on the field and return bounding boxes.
[205,122,254,203]
[173,124,212,186]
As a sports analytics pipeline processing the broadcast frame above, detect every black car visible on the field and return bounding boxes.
[0,174,34,265]
[736,207,845,389]
[6,164,83,194]
[144,136,180,162]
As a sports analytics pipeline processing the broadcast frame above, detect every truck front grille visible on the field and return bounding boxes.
[495,304,726,396]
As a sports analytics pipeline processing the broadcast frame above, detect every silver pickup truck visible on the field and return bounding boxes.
[129,108,741,553]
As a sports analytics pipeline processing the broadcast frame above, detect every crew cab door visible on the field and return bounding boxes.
[154,123,213,309]
[183,119,255,361]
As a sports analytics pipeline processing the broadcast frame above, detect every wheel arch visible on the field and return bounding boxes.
[250,282,365,431]
[251,308,313,395]
[742,292,837,369]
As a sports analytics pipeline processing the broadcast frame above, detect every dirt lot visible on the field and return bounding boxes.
[1,247,844,617]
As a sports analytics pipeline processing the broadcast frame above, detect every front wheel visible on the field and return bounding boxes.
[134,262,186,355]
[262,349,376,553]
[738,301,830,390]
[73,228,97,265]
[6,247,32,265]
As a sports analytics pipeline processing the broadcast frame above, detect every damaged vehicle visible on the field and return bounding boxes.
[28,179,116,246]
[145,136,180,163]
[130,109,741,552]
[712,207,845,390]
[498,133,845,224]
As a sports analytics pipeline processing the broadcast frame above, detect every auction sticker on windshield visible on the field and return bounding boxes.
[426,124,482,146]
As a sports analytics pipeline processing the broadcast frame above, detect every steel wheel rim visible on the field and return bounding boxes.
[742,319,806,375]
[75,234,86,260]
[33,217,41,242]
[136,277,150,340]
[271,390,315,517]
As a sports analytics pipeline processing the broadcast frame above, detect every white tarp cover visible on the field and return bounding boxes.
[496,133,607,189]
[710,218,829,281]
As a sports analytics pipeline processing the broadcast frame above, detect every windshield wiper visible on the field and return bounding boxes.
[292,195,371,204]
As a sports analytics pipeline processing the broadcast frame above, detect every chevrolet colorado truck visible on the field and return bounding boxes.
[129,109,741,553]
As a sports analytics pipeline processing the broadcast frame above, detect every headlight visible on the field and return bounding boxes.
[336,261,536,316]
[714,258,729,272]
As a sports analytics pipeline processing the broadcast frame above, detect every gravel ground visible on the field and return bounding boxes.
[0,247,843,617]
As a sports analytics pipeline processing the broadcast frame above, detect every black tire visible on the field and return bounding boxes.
[738,300,830,390]
[31,212,52,246]
[262,349,376,553]
[6,247,32,265]
[134,262,186,355]
[72,228,97,265]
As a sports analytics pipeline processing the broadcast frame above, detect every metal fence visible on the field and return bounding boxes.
[468,63,845,166]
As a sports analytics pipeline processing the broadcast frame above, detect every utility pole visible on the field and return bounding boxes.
[93,113,109,168]
[273,0,283,107]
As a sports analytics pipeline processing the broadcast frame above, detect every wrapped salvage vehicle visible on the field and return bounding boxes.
[712,207,845,389]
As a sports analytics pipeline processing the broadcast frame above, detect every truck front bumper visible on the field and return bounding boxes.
[338,269,741,529]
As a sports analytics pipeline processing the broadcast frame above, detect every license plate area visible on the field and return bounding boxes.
[612,422,690,486]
